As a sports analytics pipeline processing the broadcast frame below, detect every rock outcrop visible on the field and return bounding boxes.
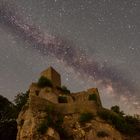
[16,67,123,140]
[17,96,123,140]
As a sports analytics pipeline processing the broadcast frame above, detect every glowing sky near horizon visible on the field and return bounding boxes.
[0,0,140,114]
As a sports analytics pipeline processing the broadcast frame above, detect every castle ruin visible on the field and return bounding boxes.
[41,67,61,88]
[16,67,124,140]
[29,66,102,115]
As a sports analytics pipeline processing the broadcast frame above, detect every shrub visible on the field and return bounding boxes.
[124,115,140,135]
[52,113,70,139]
[88,94,97,101]
[97,131,109,137]
[98,109,140,136]
[79,112,93,123]
[98,109,131,134]
[55,114,63,128]
[37,120,48,134]
[45,104,54,114]
[57,86,70,94]
[37,115,53,135]
[61,86,70,94]
[46,115,53,126]
[57,127,71,139]
[111,105,124,116]
[54,114,72,139]
[54,114,64,134]
[58,96,68,103]
[37,76,52,88]
[14,91,29,113]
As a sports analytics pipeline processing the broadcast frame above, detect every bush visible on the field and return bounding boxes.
[88,94,97,101]
[37,76,53,88]
[54,114,72,139]
[54,114,65,135]
[57,127,71,139]
[57,86,70,94]
[45,104,54,113]
[37,112,68,138]
[99,109,140,136]
[47,115,53,126]
[54,114,63,128]
[58,96,68,103]
[124,115,140,135]
[111,105,124,116]
[51,113,70,139]
[37,120,48,134]
[37,115,53,135]
[14,91,29,113]
[97,131,109,137]
[79,112,93,123]
[61,86,70,94]
[0,95,16,120]
[98,109,132,134]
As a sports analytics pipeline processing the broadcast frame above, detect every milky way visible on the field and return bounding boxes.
[0,0,140,114]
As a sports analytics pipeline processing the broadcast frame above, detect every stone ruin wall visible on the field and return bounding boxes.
[50,69,61,88]
[87,88,102,107]
[72,88,102,107]
[41,67,61,88]
[39,88,58,104]
[29,95,99,115]
[55,101,98,115]
[29,83,102,115]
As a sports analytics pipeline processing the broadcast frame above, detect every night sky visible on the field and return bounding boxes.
[0,0,140,115]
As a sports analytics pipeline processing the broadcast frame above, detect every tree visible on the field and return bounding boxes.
[0,95,17,140]
[111,105,124,116]
[0,120,17,140]
[0,95,16,121]
[14,91,29,113]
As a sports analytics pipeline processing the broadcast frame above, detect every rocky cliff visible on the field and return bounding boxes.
[16,67,135,140]
[17,95,123,140]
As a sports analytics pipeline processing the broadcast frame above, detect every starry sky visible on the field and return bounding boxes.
[0,0,140,115]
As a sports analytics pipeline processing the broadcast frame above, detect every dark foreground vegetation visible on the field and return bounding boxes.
[98,105,140,137]
[0,92,28,140]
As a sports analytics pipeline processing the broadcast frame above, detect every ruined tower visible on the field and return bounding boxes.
[40,67,61,88]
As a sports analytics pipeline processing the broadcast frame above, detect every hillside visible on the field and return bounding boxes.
[16,67,140,140]
[0,67,139,140]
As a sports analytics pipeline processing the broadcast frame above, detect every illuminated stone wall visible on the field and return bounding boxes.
[40,67,61,88]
